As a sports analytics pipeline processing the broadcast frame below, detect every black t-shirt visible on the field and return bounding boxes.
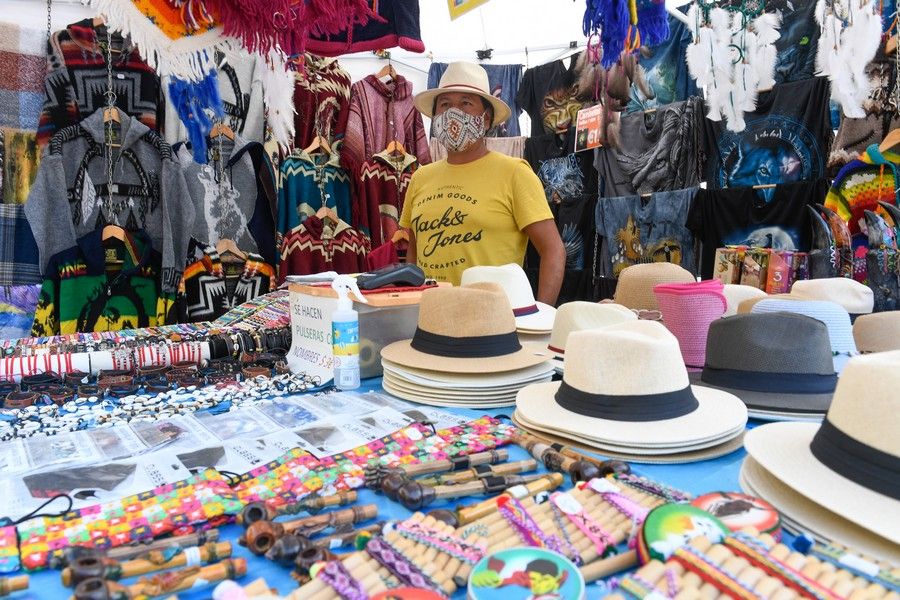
[517,53,596,137]
[686,179,829,278]
[702,77,833,189]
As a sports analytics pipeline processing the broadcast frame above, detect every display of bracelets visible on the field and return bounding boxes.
[0,372,321,440]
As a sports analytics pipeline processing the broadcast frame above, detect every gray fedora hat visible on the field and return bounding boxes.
[689,312,836,418]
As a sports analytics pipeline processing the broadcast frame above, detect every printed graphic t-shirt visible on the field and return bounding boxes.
[702,77,833,190]
[686,179,829,278]
[399,152,553,285]
[517,53,596,137]
[627,15,698,113]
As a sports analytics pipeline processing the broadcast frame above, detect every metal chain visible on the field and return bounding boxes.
[46,0,52,44]
[104,25,117,214]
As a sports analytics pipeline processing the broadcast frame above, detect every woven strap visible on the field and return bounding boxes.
[316,559,367,600]
[366,537,444,596]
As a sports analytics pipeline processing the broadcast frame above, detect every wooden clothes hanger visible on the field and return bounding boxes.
[303,134,332,156]
[384,139,407,156]
[390,229,410,243]
[209,121,235,141]
[315,205,340,225]
[375,61,397,83]
[101,224,126,242]
[215,238,246,262]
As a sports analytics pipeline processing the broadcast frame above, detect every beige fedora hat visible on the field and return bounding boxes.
[380,282,550,373]
[461,263,556,333]
[515,320,747,450]
[547,301,636,359]
[853,312,900,353]
[722,284,767,317]
[736,293,795,314]
[413,61,512,128]
[613,263,695,310]
[790,278,875,315]
[743,351,900,551]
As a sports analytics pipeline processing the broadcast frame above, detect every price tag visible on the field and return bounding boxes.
[588,478,620,494]
[552,492,583,515]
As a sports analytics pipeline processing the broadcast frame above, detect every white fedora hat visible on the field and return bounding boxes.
[790,278,874,316]
[750,299,858,373]
[461,264,556,333]
[722,284,767,317]
[547,301,636,360]
[743,351,900,556]
[853,311,900,353]
[515,320,747,451]
[413,61,512,128]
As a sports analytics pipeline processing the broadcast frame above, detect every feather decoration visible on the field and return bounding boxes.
[261,50,296,153]
[167,71,225,164]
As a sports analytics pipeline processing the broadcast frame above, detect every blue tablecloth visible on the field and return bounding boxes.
[19,378,754,599]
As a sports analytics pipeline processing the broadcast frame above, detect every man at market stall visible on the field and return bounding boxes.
[400,62,565,304]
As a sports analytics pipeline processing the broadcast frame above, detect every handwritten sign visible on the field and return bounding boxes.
[287,291,336,385]
[574,103,604,153]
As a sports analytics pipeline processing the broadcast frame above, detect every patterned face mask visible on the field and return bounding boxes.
[432,107,487,153]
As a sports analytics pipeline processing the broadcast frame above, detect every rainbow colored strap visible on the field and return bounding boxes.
[496,496,566,556]
[395,521,486,565]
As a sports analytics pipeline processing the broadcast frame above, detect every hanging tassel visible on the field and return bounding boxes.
[167,71,225,164]
[636,0,670,47]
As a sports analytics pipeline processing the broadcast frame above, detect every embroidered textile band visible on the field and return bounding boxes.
[551,492,613,556]
[316,560,367,600]
[619,572,678,600]
[554,381,698,422]
[809,418,900,500]
[366,537,444,595]
[410,328,522,358]
[700,366,837,395]
[395,521,486,565]
[512,304,539,317]
[670,546,763,600]
[809,543,900,592]
[725,534,842,600]
[497,496,566,556]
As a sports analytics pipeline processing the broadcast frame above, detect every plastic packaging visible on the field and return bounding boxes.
[331,276,368,390]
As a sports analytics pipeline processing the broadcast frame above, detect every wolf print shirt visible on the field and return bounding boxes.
[399,152,552,285]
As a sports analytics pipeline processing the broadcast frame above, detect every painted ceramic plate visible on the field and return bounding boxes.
[467,547,585,600]
[637,503,731,564]
[692,491,781,538]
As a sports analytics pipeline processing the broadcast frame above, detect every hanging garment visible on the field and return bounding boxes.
[596,188,699,278]
[306,0,425,57]
[428,137,527,161]
[37,19,163,146]
[279,215,369,280]
[595,97,703,197]
[164,51,266,148]
[178,242,274,323]
[175,135,277,267]
[684,2,781,132]
[292,54,352,150]
[0,20,45,131]
[769,0,820,84]
[341,74,431,177]
[277,149,352,243]
[702,77,834,190]
[0,203,40,286]
[427,63,523,136]
[356,151,418,247]
[687,179,829,278]
[517,52,600,137]
[0,284,39,341]
[25,108,193,295]
[627,15,699,113]
[31,229,173,336]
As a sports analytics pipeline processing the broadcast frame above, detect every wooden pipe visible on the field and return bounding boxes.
[364,449,509,489]
[0,576,28,597]
[240,504,378,555]
[513,432,628,483]
[456,473,565,525]
[62,541,232,587]
[398,473,548,510]
[107,529,220,563]
[72,558,247,600]
[239,490,358,526]
[417,458,538,486]
[264,522,385,565]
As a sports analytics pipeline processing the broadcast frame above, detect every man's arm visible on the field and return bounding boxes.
[524,219,565,305]
[405,229,417,266]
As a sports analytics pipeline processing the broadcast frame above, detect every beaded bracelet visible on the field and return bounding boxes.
[670,545,763,600]
[316,559,367,600]
[366,537,444,596]
[725,533,843,600]
[497,496,567,557]
[394,521,486,565]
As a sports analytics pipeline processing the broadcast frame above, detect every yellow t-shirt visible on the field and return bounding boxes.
[399,152,553,285]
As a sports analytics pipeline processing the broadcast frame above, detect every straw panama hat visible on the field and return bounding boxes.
[736,293,795,314]
[853,312,900,353]
[461,263,556,333]
[614,263,695,310]
[790,278,874,315]
[722,284,766,317]
[743,351,900,550]
[380,282,550,373]
[547,301,636,359]
[413,61,512,128]
[516,320,747,449]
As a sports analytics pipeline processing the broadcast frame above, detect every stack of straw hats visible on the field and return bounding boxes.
[380,283,554,408]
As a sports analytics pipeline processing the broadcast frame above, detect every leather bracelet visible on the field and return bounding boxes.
[0,382,19,397]
[172,360,198,372]
[4,391,39,409]
[274,360,292,375]
[207,358,241,374]
[64,371,91,386]
[206,372,238,385]
[98,369,133,379]
[21,372,62,390]
[241,366,271,380]
[108,384,140,399]
[137,364,171,378]
[46,386,75,406]
[177,375,204,388]
[98,375,134,388]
